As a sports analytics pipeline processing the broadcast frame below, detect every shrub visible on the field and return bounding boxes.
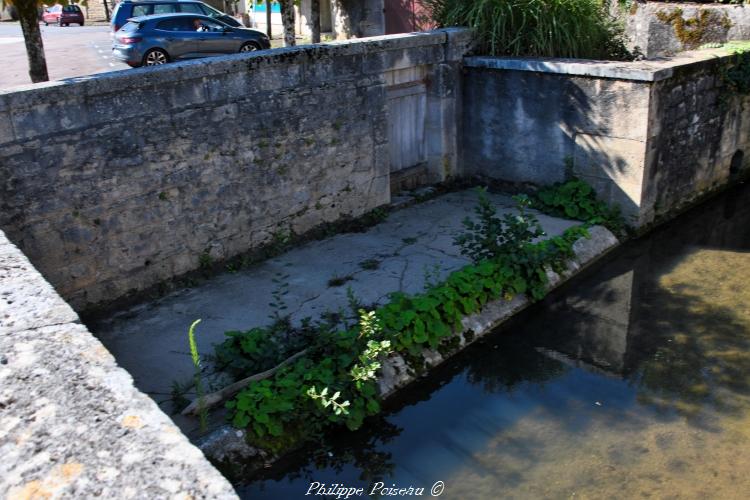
[423,0,631,60]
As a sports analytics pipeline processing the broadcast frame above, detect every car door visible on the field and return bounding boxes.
[193,18,239,55]
[154,18,201,60]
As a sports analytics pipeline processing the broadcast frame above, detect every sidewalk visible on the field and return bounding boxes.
[93,189,579,420]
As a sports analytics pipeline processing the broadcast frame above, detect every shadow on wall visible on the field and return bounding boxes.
[462,67,645,224]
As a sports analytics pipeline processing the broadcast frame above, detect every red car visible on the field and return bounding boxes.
[42,4,85,26]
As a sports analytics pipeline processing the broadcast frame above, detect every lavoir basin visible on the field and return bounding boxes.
[236,181,750,499]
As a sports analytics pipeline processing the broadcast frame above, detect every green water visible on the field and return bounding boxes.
[237,182,750,499]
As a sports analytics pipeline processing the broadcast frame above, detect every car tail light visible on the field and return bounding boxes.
[113,24,121,32]
[119,37,142,44]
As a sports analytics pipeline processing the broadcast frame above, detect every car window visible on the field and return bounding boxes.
[120,21,141,32]
[180,3,203,14]
[195,18,225,32]
[156,18,194,32]
[62,5,80,12]
[199,3,223,18]
[131,5,152,16]
[50,5,62,12]
[153,4,178,14]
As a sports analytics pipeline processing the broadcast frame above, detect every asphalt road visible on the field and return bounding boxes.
[0,22,130,90]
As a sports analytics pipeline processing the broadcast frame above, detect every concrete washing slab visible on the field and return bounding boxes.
[92,189,579,425]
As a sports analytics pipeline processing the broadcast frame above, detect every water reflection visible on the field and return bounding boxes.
[237,182,750,499]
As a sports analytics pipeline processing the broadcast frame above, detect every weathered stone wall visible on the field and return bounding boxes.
[0,30,470,312]
[462,57,655,224]
[614,1,750,59]
[642,56,750,223]
[0,228,237,498]
[462,49,750,226]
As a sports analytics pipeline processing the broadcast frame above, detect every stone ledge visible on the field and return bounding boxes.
[0,29,468,118]
[464,48,736,82]
[0,228,237,498]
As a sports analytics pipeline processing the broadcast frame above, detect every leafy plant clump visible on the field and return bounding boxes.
[721,43,750,95]
[216,192,597,454]
[424,0,631,60]
[531,178,626,235]
[454,189,544,262]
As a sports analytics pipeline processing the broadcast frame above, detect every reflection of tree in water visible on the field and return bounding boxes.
[626,252,750,425]
[463,334,567,394]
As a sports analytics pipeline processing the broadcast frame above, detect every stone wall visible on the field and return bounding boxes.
[643,54,750,223]
[614,1,750,58]
[0,228,237,498]
[462,49,750,226]
[0,30,470,312]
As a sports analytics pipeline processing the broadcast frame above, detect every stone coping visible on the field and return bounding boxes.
[0,28,471,105]
[0,229,237,498]
[464,47,736,82]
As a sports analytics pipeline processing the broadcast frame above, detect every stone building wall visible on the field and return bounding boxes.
[0,30,471,312]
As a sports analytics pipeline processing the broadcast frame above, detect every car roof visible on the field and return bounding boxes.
[128,12,215,22]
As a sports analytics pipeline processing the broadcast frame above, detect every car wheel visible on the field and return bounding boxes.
[143,48,169,66]
[80,21,84,26]
[239,42,260,53]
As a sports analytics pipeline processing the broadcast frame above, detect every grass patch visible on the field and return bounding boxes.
[424,0,631,59]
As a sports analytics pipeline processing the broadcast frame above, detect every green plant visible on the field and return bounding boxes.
[722,45,750,95]
[170,379,192,414]
[532,178,625,234]
[188,319,208,432]
[199,251,212,270]
[328,274,354,287]
[269,272,290,322]
[307,386,351,416]
[423,263,443,290]
[454,188,544,263]
[220,198,594,453]
[358,258,380,270]
[424,0,631,60]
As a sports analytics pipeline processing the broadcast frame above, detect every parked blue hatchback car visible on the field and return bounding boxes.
[110,0,241,32]
[112,13,270,67]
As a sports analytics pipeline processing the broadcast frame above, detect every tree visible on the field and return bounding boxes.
[9,0,49,82]
[311,0,320,43]
[279,0,294,46]
[265,0,272,38]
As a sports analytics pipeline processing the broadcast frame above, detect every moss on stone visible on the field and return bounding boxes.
[656,8,732,50]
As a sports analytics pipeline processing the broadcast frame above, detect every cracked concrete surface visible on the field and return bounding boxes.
[93,190,579,418]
